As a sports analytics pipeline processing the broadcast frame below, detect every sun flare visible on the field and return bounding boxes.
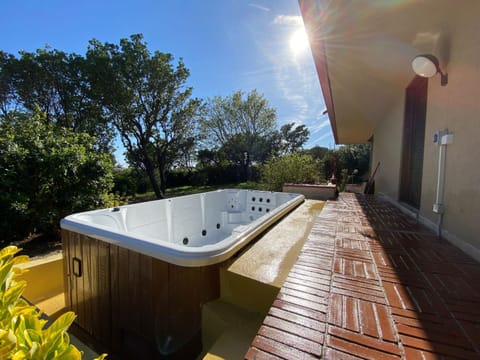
[289,28,309,55]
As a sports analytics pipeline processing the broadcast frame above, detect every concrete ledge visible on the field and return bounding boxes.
[17,252,64,305]
[227,200,325,288]
[344,182,367,193]
[283,183,337,200]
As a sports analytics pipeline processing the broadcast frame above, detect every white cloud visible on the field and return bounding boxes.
[309,119,330,134]
[273,15,303,27]
[311,131,332,144]
[272,56,320,129]
[242,66,275,78]
[248,3,270,12]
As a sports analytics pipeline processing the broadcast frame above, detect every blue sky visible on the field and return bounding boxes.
[0,0,333,163]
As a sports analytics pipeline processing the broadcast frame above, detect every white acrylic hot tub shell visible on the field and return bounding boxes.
[60,189,304,266]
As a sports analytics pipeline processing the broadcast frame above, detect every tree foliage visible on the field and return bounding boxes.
[274,123,310,155]
[306,145,330,161]
[0,51,17,116]
[303,144,371,184]
[2,38,314,196]
[199,90,311,182]
[261,153,319,191]
[200,90,277,174]
[335,144,371,177]
[112,167,145,197]
[0,110,113,243]
[1,48,113,150]
[201,90,276,147]
[86,34,203,198]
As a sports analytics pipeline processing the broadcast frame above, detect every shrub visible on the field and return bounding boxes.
[0,245,106,359]
[0,111,114,243]
[112,168,141,197]
[261,153,319,191]
[165,169,194,188]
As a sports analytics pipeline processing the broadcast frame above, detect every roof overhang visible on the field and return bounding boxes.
[299,0,455,144]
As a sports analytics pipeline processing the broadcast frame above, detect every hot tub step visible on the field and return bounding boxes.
[34,293,67,320]
[201,300,264,360]
[220,268,279,314]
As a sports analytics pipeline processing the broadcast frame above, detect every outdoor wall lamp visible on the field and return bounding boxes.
[411,54,448,86]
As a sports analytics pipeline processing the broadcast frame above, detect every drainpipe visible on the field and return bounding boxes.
[432,129,454,237]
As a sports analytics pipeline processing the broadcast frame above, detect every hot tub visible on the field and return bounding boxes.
[61,189,304,267]
[60,189,303,358]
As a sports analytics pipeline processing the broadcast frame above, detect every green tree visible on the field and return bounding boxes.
[306,145,329,160]
[304,146,332,181]
[305,144,371,184]
[10,48,113,150]
[86,34,203,198]
[274,123,310,154]
[112,167,144,197]
[201,90,276,147]
[0,110,113,243]
[200,90,277,180]
[197,148,223,167]
[0,51,18,117]
[261,153,319,191]
[335,144,371,182]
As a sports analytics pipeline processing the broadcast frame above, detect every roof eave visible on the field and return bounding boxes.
[298,0,339,144]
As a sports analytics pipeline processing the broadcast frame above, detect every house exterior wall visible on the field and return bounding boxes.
[371,98,404,200]
[372,3,480,260]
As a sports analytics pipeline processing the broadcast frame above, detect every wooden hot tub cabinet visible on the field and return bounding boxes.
[62,230,220,359]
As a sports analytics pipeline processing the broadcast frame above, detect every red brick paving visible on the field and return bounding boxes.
[246,193,480,359]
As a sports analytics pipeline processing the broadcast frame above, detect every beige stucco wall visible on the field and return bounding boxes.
[421,4,480,255]
[371,98,404,200]
[372,3,480,259]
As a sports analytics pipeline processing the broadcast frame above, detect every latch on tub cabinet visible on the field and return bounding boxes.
[72,257,82,277]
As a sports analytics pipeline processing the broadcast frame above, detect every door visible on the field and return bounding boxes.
[399,76,428,209]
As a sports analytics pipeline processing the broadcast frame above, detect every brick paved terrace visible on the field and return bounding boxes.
[246,193,480,359]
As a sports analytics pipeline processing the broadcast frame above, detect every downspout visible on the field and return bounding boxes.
[432,130,454,237]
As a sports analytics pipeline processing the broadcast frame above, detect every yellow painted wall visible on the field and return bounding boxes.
[18,253,64,304]
[372,3,480,259]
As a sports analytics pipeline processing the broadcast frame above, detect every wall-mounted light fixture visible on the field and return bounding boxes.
[411,54,448,86]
